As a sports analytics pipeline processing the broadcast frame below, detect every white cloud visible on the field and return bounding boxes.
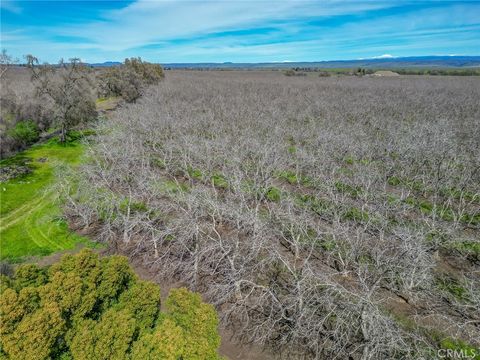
[60,0,394,52]
[2,0,479,63]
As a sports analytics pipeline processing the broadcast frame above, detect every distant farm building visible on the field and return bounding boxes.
[373,70,400,77]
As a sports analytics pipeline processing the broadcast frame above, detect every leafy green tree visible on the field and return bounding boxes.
[166,288,222,360]
[96,255,135,307]
[13,263,47,290]
[69,309,136,360]
[117,280,161,330]
[131,318,184,360]
[0,250,222,360]
[0,273,13,294]
[0,289,26,335]
[1,301,65,360]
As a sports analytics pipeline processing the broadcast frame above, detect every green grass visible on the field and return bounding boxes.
[210,173,229,189]
[435,275,469,302]
[157,179,190,194]
[334,181,363,198]
[439,338,480,360]
[0,138,96,261]
[448,241,480,258]
[275,169,314,187]
[265,186,282,202]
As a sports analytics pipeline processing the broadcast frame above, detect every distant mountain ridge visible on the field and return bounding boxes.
[163,56,480,69]
[88,56,480,69]
[89,61,122,67]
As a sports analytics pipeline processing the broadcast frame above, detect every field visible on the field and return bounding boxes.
[0,136,96,261]
[67,71,480,358]
[0,67,479,358]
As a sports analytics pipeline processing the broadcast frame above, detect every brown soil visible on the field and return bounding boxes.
[24,242,93,267]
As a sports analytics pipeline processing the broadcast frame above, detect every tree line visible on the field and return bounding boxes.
[0,50,164,158]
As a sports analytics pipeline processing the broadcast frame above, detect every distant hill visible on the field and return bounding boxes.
[161,56,480,70]
[89,61,122,67]
[86,56,480,71]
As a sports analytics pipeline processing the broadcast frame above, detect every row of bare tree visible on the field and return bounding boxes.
[66,71,480,358]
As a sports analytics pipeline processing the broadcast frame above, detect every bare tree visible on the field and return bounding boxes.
[0,49,18,79]
[26,55,97,142]
[66,71,480,359]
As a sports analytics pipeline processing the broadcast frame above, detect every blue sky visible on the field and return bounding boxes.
[1,1,479,63]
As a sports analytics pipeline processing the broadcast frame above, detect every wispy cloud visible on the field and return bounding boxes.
[1,0,479,62]
[60,0,394,52]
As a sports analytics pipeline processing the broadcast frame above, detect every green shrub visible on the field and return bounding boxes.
[387,176,401,186]
[265,186,281,202]
[342,207,370,222]
[460,212,480,226]
[436,276,469,302]
[211,173,228,189]
[276,170,298,184]
[334,181,362,198]
[343,155,355,165]
[449,241,480,258]
[150,157,166,169]
[65,129,96,142]
[440,338,480,360]
[159,179,189,194]
[296,194,331,215]
[187,166,204,180]
[7,120,39,146]
[287,145,297,154]
[119,198,149,214]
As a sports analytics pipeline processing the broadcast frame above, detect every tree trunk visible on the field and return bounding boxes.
[60,124,66,143]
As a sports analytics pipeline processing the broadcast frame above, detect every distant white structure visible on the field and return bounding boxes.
[373,70,400,77]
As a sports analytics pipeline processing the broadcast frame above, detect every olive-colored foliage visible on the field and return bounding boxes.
[0,249,222,359]
[0,275,12,294]
[117,280,161,330]
[166,288,222,360]
[131,319,185,360]
[70,309,136,360]
[13,263,47,290]
[98,57,164,102]
[1,296,65,360]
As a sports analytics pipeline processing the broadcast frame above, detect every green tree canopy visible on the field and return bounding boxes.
[0,250,222,359]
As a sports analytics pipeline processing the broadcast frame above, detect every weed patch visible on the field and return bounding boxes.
[211,173,228,189]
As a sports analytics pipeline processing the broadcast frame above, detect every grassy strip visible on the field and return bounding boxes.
[0,136,97,261]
